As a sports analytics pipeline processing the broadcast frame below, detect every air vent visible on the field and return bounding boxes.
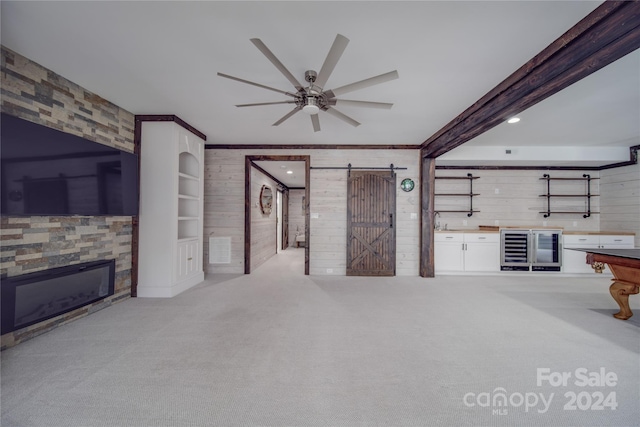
[209,237,231,264]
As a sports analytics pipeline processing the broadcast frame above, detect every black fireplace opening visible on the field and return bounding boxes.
[1,259,115,334]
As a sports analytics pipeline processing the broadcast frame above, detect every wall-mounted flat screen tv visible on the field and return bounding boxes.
[1,113,138,216]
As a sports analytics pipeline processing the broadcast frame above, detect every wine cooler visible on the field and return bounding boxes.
[500,229,562,271]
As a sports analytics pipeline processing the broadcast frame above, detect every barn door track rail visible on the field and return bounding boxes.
[311,163,407,177]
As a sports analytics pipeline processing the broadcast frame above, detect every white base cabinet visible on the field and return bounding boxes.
[563,234,634,274]
[434,234,464,272]
[435,233,500,273]
[138,121,205,298]
[435,232,634,275]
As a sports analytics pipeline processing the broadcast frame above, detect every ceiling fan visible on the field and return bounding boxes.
[218,34,399,132]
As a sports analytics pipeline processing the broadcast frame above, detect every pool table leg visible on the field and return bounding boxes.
[609,280,639,320]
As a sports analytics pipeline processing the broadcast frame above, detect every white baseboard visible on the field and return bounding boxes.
[136,272,205,298]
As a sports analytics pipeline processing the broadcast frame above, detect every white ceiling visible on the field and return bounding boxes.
[439,47,640,167]
[2,1,638,178]
[253,160,306,188]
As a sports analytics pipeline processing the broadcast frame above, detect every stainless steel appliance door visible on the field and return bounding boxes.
[500,230,530,269]
[532,230,562,267]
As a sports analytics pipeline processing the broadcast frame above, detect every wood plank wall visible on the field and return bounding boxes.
[600,162,640,246]
[204,149,421,276]
[204,148,638,277]
[433,168,602,231]
[288,189,306,243]
[204,150,246,273]
[250,168,278,271]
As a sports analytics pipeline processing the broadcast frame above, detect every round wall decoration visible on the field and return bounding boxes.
[400,178,415,192]
[260,185,273,215]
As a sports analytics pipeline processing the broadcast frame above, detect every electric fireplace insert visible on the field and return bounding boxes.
[1,259,115,334]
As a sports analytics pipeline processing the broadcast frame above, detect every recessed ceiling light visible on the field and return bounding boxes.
[287,170,293,174]
[507,117,520,124]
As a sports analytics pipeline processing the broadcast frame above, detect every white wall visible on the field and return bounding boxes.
[308,150,421,276]
[600,162,640,246]
[204,148,421,276]
[203,149,638,277]
[433,168,602,232]
[250,168,278,271]
[203,150,245,273]
[288,189,306,244]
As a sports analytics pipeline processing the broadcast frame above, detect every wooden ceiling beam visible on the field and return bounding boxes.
[421,0,640,158]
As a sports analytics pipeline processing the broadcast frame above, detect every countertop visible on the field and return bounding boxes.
[434,229,635,235]
[562,231,635,235]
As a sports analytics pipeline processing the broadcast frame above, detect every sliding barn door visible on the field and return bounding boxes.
[347,171,396,276]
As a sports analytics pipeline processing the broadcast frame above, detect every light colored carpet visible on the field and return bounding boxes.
[2,248,639,426]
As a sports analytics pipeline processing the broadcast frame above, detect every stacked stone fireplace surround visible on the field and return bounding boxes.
[1,46,135,349]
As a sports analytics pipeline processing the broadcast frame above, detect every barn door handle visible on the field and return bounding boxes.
[390,213,393,228]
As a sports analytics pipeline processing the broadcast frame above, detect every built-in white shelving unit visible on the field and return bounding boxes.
[138,121,205,297]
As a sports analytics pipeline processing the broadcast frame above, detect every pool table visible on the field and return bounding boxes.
[571,248,640,320]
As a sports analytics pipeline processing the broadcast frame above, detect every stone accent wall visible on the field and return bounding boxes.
[1,47,135,151]
[1,46,136,349]
[1,216,133,291]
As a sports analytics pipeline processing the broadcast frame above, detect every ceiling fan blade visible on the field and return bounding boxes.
[273,106,302,126]
[236,100,296,107]
[332,99,394,109]
[325,70,399,98]
[314,34,349,90]
[250,38,304,91]
[324,107,360,127]
[311,114,321,132]
[217,72,297,97]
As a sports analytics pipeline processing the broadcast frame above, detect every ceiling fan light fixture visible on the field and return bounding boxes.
[302,97,320,115]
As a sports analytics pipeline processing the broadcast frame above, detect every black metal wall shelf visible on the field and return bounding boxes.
[435,173,480,217]
[539,174,599,218]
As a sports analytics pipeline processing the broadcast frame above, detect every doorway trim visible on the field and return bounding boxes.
[245,155,310,275]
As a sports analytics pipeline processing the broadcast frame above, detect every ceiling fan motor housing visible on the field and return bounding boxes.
[305,70,317,83]
[301,70,325,114]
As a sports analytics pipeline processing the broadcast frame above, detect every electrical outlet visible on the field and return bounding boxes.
[495,188,500,194]
[410,213,418,219]
[573,221,578,227]
[463,219,468,226]
[494,220,499,226]
[326,268,333,274]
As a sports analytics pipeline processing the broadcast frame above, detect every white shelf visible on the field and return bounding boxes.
[178,175,199,198]
[178,217,199,240]
[178,172,198,180]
